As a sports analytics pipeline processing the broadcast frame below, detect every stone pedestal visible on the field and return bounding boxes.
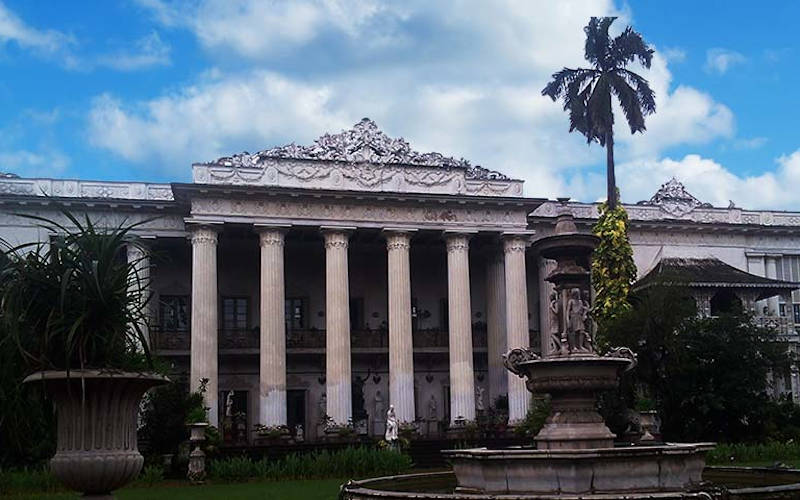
[386,230,415,423]
[446,233,475,424]
[190,225,220,427]
[323,228,353,425]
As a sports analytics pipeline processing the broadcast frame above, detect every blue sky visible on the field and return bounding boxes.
[0,0,798,209]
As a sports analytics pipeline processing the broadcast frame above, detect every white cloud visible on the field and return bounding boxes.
[137,0,402,58]
[87,73,351,165]
[704,48,746,75]
[0,149,69,178]
[661,47,686,63]
[616,152,800,210]
[733,137,768,150]
[90,1,746,202]
[96,32,171,71]
[0,0,77,66]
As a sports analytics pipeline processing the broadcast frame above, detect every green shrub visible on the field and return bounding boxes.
[707,442,800,465]
[513,396,551,439]
[0,467,61,495]
[208,447,413,483]
[136,464,165,487]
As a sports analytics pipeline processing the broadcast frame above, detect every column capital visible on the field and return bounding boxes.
[256,227,287,247]
[321,226,355,250]
[503,237,529,254]
[384,229,414,251]
[189,224,220,246]
[444,231,474,253]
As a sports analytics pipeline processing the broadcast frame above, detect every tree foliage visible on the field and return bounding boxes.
[542,17,656,210]
[591,201,637,344]
[0,209,153,372]
[606,287,793,443]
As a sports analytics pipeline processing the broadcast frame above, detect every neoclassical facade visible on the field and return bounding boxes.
[1,120,798,443]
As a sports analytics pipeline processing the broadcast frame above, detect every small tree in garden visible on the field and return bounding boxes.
[605,287,793,443]
[590,199,638,344]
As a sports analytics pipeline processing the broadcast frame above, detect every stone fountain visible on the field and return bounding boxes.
[341,205,716,499]
[441,206,714,495]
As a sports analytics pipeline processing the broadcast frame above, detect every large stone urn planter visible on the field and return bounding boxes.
[23,370,169,498]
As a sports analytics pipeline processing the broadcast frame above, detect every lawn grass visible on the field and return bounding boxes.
[5,478,347,500]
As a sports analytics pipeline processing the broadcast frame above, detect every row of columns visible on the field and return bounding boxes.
[187,225,531,428]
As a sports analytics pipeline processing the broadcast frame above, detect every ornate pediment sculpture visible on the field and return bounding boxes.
[637,177,713,217]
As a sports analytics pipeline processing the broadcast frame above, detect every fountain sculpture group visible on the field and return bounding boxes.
[342,206,715,498]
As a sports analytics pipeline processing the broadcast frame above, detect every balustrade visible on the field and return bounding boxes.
[153,325,495,352]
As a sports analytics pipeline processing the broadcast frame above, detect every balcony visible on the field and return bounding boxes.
[153,324,500,355]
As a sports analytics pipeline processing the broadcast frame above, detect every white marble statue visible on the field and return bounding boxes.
[225,390,234,417]
[385,405,398,442]
[475,386,485,412]
[427,395,437,421]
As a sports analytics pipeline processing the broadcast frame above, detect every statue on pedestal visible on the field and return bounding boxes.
[385,405,398,443]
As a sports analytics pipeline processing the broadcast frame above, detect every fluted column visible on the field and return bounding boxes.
[505,235,531,423]
[766,257,780,316]
[258,227,287,426]
[485,247,507,405]
[538,257,557,356]
[386,230,416,423]
[446,233,475,424]
[323,228,353,425]
[190,225,220,427]
[126,240,151,350]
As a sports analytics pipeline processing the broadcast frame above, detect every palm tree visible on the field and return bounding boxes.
[542,17,656,210]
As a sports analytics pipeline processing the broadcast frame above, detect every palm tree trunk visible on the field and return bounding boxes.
[606,129,617,211]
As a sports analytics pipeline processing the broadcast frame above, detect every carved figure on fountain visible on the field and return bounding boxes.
[565,288,593,353]
[547,291,561,355]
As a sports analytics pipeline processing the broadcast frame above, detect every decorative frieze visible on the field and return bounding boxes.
[191,197,528,230]
[534,200,800,228]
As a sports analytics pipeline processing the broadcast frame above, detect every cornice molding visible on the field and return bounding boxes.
[0,178,174,201]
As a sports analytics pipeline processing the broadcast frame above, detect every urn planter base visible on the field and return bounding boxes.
[24,370,169,497]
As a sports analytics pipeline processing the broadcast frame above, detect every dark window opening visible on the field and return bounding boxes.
[222,297,248,330]
[285,298,306,331]
[710,290,742,316]
[350,297,364,330]
[159,295,190,331]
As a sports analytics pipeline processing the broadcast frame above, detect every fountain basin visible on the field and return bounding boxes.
[442,443,714,495]
[507,354,636,450]
[340,468,800,499]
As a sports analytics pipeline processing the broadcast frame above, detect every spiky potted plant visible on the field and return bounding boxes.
[0,209,168,498]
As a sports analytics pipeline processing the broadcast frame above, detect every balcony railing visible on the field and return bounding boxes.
[153,324,499,353]
[153,328,190,351]
[219,329,259,349]
[286,329,324,349]
[754,315,794,336]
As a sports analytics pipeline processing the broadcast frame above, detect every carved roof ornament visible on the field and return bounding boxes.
[205,118,510,181]
[637,177,712,217]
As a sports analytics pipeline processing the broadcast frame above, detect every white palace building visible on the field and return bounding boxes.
[1,119,799,443]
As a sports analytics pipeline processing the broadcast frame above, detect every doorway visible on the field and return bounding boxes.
[287,390,306,440]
